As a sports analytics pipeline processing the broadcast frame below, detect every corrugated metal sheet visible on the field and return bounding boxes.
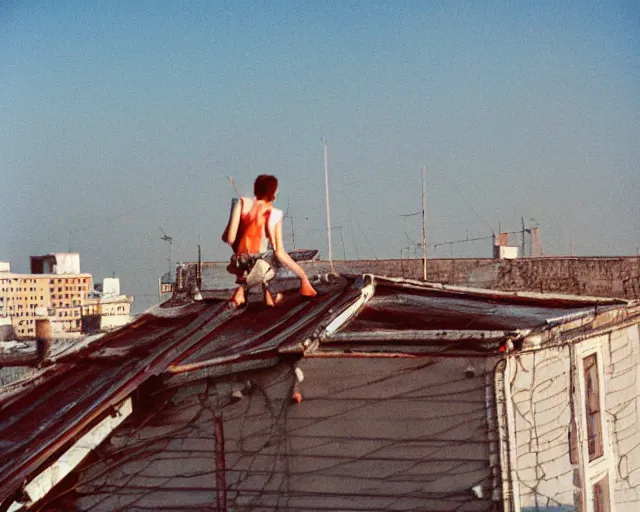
[0,300,234,505]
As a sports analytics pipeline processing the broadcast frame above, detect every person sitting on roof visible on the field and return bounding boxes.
[222,174,318,307]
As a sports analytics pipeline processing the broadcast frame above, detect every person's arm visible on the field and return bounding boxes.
[223,199,243,246]
[269,219,313,283]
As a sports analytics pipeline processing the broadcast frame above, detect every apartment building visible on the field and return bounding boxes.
[0,255,93,339]
[81,277,133,333]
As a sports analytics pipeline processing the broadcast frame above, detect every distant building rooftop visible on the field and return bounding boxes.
[30,253,81,275]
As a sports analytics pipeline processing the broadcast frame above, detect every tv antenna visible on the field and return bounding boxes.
[159,227,173,279]
[332,225,346,260]
[322,137,335,272]
[284,198,296,249]
[398,167,427,279]
[227,176,240,197]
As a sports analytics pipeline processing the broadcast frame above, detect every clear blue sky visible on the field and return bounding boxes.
[1,1,638,311]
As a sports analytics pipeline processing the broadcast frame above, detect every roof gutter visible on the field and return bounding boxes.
[326,329,530,344]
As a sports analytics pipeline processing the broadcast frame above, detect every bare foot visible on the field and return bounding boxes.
[300,281,318,297]
[265,290,283,307]
[230,286,246,306]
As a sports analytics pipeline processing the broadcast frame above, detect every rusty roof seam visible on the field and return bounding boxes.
[325,329,530,343]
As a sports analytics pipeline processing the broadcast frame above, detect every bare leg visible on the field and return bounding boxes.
[299,277,317,297]
[264,286,283,307]
[230,286,246,306]
[262,283,282,308]
[274,251,318,297]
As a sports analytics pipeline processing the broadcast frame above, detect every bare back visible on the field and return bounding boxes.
[235,197,282,254]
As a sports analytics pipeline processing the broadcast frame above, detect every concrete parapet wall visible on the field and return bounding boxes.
[189,256,640,299]
[301,257,640,299]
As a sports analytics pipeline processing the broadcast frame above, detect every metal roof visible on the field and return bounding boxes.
[0,273,635,509]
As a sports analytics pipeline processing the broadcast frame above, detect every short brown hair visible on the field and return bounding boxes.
[254,174,278,201]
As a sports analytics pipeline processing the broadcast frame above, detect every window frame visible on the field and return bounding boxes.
[593,475,610,512]
[574,339,615,512]
[583,353,604,461]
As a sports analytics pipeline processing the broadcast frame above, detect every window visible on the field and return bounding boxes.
[593,475,610,512]
[584,354,603,461]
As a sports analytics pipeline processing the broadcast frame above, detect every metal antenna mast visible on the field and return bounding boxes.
[285,198,296,249]
[227,176,240,197]
[421,166,427,281]
[397,167,427,279]
[332,226,346,260]
[521,217,526,257]
[159,227,173,279]
[323,138,335,272]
